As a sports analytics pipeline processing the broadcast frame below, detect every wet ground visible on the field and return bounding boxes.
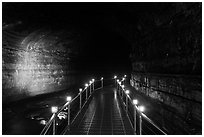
[2,87,79,135]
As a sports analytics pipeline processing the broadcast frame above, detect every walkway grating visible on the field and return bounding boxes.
[64,86,134,135]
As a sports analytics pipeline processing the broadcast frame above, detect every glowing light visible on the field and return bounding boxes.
[85,83,89,87]
[51,106,58,113]
[92,79,95,82]
[125,90,130,94]
[101,77,103,80]
[133,99,138,105]
[138,106,145,112]
[79,88,82,92]
[121,85,125,88]
[117,79,119,82]
[89,81,92,84]
[40,120,47,125]
[66,96,72,102]
[122,78,125,81]
[124,75,127,77]
[114,75,117,79]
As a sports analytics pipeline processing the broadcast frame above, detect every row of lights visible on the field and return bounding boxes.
[114,75,127,79]
[51,77,103,114]
[51,95,72,114]
[116,76,145,113]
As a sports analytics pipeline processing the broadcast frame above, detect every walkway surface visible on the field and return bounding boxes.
[65,86,134,135]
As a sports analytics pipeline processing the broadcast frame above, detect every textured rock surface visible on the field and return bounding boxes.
[3,28,79,103]
[130,73,201,134]
[128,3,201,134]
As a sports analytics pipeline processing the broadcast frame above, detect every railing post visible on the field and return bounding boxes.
[134,107,137,134]
[93,82,94,90]
[114,75,117,85]
[118,85,121,96]
[51,106,58,135]
[126,95,128,113]
[86,87,88,100]
[67,104,70,129]
[101,77,103,88]
[92,79,95,91]
[89,84,92,95]
[121,85,124,98]
[65,97,72,132]
[139,115,142,135]
[121,88,123,98]
[79,88,82,110]
[53,114,56,135]
[133,100,138,135]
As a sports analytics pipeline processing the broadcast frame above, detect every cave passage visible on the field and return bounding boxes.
[2,2,202,135]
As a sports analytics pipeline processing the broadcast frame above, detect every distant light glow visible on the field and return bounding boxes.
[133,99,138,105]
[79,88,82,92]
[125,90,130,94]
[114,75,117,79]
[66,96,72,102]
[138,106,145,112]
[92,79,95,82]
[51,106,58,113]
[85,83,89,87]
[40,120,47,125]
[121,85,125,88]
[124,75,127,77]
[101,77,103,80]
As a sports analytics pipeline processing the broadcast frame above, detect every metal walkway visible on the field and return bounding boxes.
[65,86,134,135]
[40,77,167,135]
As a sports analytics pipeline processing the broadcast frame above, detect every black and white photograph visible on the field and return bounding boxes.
[2,1,202,135]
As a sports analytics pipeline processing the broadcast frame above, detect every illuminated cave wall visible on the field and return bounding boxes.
[3,29,77,102]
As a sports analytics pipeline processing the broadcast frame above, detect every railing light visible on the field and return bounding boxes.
[51,106,58,113]
[92,79,95,82]
[66,96,72,102]
[122,78,125,81]
[101,77,103,80]
[114,75,117,79]
[85,83,88,87]
[79,88,82,92]
[121,85,125,88]
[138,106,145,112]
[125,90,130,94]
[89,81,92,84]
[124,75,127,77]
[133,99,138,105]
[117,79,119,82]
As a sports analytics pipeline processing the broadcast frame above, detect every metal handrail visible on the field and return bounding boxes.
[40,75,167,135]
[40,78,103,135]
[40,114,55,135]
[117,80,167,135]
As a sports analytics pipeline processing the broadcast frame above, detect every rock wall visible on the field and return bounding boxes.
[130,72,201,134]
[2,29,79,103]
